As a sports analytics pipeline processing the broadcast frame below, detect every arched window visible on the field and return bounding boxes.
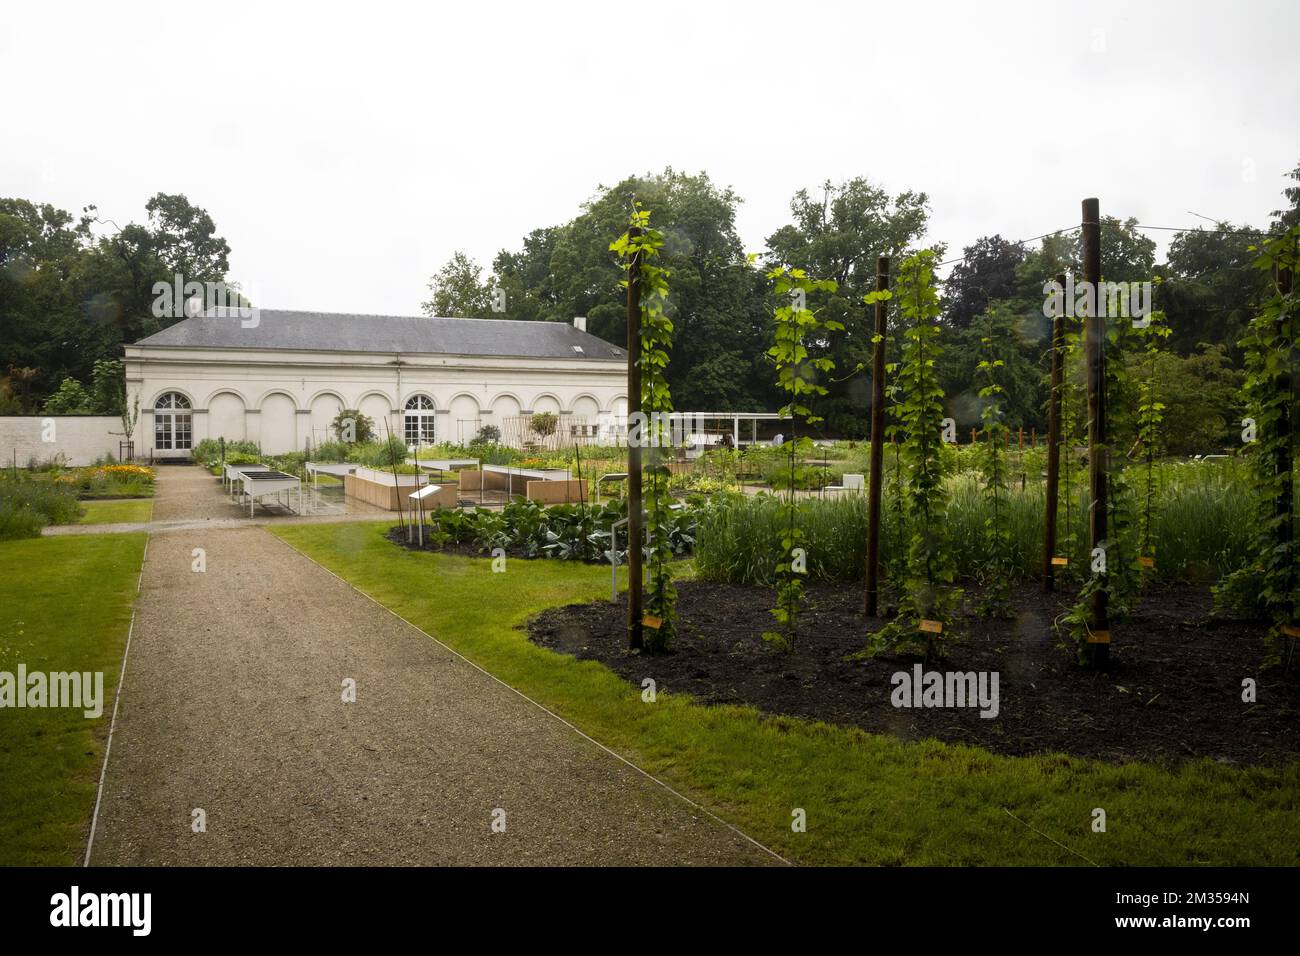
[404,394,436,445]
[154,392,193,451]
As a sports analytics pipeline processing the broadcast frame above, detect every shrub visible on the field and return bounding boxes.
[310,440,351,463]
[332,409,375,444]
[192,438,260,467]
[0,480,81,539]
[530,412,558,438]
[348,437,409,468]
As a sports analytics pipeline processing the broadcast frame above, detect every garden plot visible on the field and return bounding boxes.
[529,579,1300,768]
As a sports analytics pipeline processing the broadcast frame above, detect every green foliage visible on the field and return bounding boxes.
[0,193,232,406]
[612,206,678,651]
[763,265,839,650]
[191,438,260,466]
[41,377,93,415]
[331,409,375,444]
[89,359,125,416]
[0,479,81,538]
[421,250,498,318]
[350,436,409,469]
[975,336,1014,617]
[866,250,960,659]
[408,497,696,564]
[530,411,558,438]
[693,461,1255,588]
[1060,279,1145,660]
[1213,226,1300,664]
[1135,305,1172,563]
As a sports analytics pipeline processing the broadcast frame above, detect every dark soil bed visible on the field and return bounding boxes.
[527,580,1300,767]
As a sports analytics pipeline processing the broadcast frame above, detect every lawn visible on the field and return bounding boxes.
[0,533,147,865]
[272,521,1300,866]
[78,499,154,525]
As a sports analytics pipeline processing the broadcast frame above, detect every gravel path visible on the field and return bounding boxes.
[89,467,777,865]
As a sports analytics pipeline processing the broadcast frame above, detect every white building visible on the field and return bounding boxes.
[123,308,629,457]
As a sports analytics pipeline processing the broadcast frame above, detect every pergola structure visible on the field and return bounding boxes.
[671,411,787,450]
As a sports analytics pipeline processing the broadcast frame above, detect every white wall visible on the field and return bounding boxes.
[0,416,124,467]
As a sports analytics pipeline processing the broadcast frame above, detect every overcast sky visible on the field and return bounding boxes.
[3,0,1297,316]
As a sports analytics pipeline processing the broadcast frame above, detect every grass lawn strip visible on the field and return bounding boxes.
[78,499,154,525]
[0,533,148,865]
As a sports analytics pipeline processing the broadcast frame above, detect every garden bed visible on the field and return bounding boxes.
[527,580,1299,768]
[383,524,610,563]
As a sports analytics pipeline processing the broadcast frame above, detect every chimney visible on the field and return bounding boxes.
[573,316,587,332]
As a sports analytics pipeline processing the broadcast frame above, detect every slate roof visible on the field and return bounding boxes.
[133,308,626,360]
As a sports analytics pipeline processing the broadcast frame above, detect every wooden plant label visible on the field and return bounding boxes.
[1051,557,1069,567]
[1138,556,1155,569]
[918,619,943,634]
[642,615,662,630]
[1087,630,1111,644]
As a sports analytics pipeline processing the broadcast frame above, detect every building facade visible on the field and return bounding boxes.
[123,309,629,456]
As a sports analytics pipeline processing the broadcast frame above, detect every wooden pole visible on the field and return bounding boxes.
[865,256,889,617]
[626,223,644,650]
[1082,198,1109,668]
[1043,274,1065,592]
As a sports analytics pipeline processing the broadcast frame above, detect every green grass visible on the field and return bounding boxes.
[271,521,1299,866]
[77,499,154,525]
[0,533,147,865]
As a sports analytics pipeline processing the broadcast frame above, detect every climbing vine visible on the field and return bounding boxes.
[1214,225,1300,664]
[611,207,677,652]
[1059,285,1143,659]
[976,335,1014,618]
[764,266,840,651]
[1056,316,1085,578]
[864,250,959,660]
[1135,300,1170,567]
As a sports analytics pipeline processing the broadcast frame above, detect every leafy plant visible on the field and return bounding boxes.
[1135,301,1171,567]
[530,412,558,438]
[975,334,1014,617]
[863,250,959,660]
[763,265,840,651]
[1213,226,1300,664]
[612,206,678,652]
[331,409,375,444]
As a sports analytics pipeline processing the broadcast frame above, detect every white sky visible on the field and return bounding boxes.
[3,0,1296,315]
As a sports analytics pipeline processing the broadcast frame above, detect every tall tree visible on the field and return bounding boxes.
[1270,158,1300,233]
[763,178,931,435]
[942,235,1025,329]
[144,193,231,281]
[422,250,495,318]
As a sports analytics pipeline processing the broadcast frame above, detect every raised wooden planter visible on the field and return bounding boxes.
[344,467,457,511]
